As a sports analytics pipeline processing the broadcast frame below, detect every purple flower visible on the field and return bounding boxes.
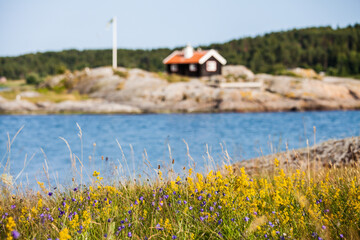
[104,233,108,238]
[312,232,317,237]
[253,211,257,215]
[322,225,326,230]
[139,196,144,201]
[73,187,78,191]
[183,200,187,204]
[128,232,132,238]
[231,218,235,222]
[340,234,344,238]
[48,192,53,196]
[246,197,250,201]
[209,206,214,211]
[318,238,323,240]
[155,224,163,230]
[128,210,132,214]
[269,221,274,227]
[218,232,223,238]
[197,196,202,201]
[108,218,111,222]
[164,195,169,199]
[189,206,193,210]
[134,200,138,205]
[172,236,177,239]
[11,205,16,209]
[151,201,155,206]
[244,216,250,222]
[218,219,223,225]
[11,230,20,239]
[200,216,205,221]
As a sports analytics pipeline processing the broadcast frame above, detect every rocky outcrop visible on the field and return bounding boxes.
[233,136,360,174]
[0,98,140,114]
[1,66,360,114]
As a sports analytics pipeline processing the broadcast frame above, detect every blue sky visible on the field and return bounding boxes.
[0,0,359,57]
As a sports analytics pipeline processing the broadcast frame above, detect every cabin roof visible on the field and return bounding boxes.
[163,49,227,65]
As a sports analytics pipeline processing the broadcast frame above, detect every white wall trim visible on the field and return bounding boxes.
[199,49,227,65]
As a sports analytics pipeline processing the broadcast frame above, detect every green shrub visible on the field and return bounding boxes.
[26,73,43,85]
[55,65,67,74]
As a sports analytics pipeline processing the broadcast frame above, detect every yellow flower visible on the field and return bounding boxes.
[59,228,71,240]
[6,217,16,240]
[274,158,279,167]
[188,168,193,176]
[158,170,163,181]
[164,218,172,230]
[92,171,100,177]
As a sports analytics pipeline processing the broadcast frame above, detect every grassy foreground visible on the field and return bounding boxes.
[0,161,359,239]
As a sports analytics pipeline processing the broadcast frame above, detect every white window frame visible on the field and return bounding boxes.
[189,64,197,72]
[170,64,178,72]
[206,61,217,72]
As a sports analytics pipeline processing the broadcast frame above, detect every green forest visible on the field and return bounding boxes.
[1,24,360,80]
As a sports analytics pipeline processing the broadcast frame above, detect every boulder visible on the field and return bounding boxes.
[0,100,38,113]
[222,65,255,80]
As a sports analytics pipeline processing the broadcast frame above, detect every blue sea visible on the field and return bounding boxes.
[0,111,359,187]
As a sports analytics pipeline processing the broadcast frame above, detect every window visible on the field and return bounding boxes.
[170,64,178,72]
[206,61,217,72]
[189,64,197,72]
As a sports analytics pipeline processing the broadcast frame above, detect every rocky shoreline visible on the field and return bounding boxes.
[1,66,360,114]
[233,136,360,174]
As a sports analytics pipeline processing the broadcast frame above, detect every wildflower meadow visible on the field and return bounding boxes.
[0,158,359,239]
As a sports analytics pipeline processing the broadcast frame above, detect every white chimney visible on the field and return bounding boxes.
[183,43,194,59]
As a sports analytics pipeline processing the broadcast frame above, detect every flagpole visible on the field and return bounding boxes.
[112,16,117,69]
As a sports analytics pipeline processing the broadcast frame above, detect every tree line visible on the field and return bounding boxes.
[1,24,359,80]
